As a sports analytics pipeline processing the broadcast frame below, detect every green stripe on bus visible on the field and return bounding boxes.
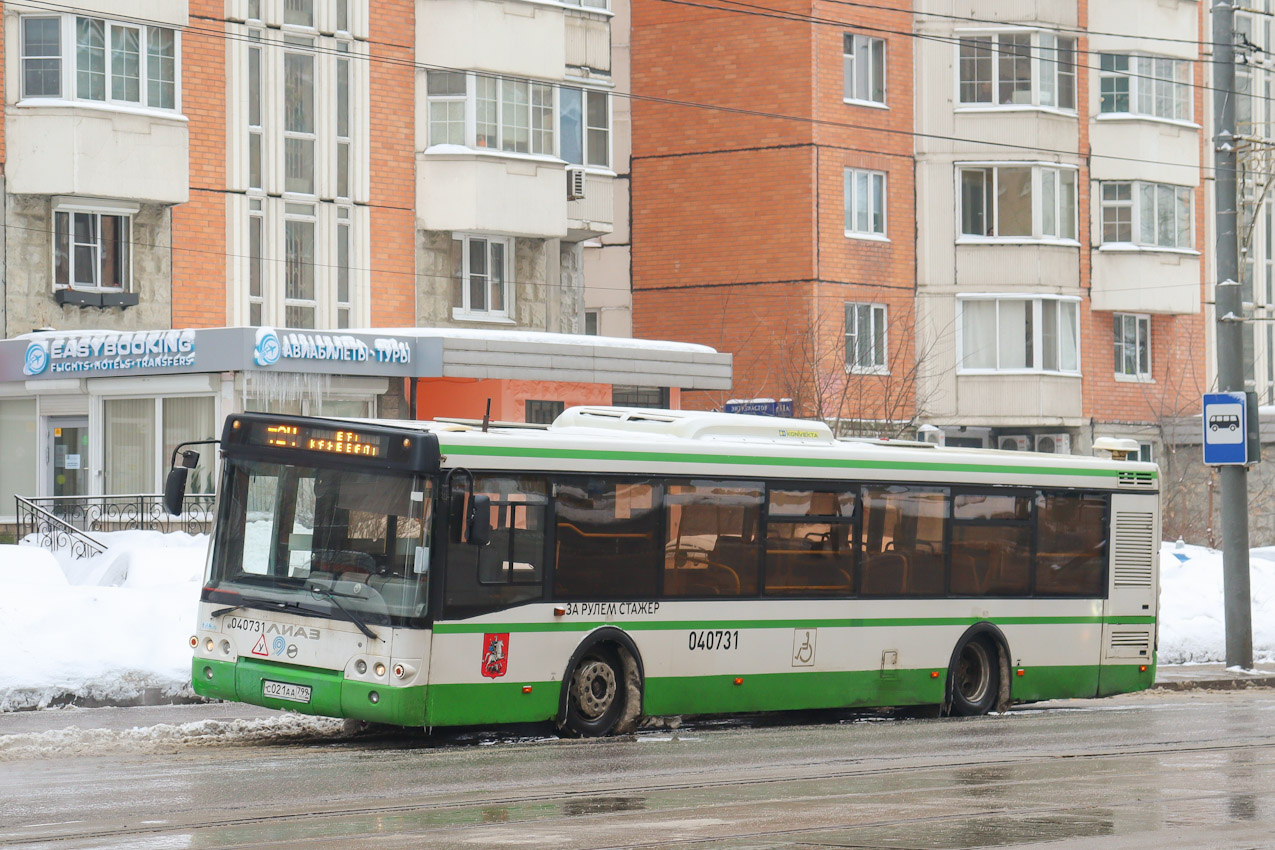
[433,615,1156,635]
[438,443,1157,481]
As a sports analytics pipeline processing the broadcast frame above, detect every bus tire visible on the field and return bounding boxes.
[563,645,627,737]
[948,635,998,716]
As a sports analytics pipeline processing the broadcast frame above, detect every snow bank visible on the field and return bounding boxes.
[0,531,208,711]
[1158,542,1275,664]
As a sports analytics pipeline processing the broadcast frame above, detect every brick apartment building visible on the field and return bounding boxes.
[630,0,1210,483]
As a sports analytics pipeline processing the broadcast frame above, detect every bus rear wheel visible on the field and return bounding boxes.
[563,646,626,737]
[948,636,998,716]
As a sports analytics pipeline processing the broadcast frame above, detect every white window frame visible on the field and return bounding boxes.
[283,202,318,329]
[957,295,1082,375]
[52,200,137,292]
[843,33,886,107]
[1098,53,1193,124]
[957,163,1078,243]
[844,168,888,239]
[426,71,559,158]
[452,234,514,322]
[1098,181,1195,252]
[20,16,62,99]
[845,302,888,374]
[956,30,1076,112]
[18,13,180,112]
[1114,312,1153,381]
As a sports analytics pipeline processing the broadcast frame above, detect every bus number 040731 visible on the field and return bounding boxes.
[688,630,740,651]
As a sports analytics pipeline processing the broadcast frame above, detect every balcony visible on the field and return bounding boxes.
[1091,247,1200,314]
[6,104,188,205]
[418,149,569,237]
[416,0,566,81]
[953,374,1083,426]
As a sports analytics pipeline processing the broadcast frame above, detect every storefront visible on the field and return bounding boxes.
[0,327,731,517]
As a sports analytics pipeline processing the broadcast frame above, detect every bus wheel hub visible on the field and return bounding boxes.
[573,659,617,719]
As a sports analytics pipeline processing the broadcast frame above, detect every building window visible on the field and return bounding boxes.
[1099,54,1191,121]
[1099,181,1193,250]
[21,17,62,98]
[584,310,600,335]
[337,208,352,329]
[427,71,559,157]
[843,34,885,105]
[248,204,264,325]
[845,303,888,372]
[525,400,565,424]
[844,169,887,237]
[451,235,511,319]
[19,14,178,109]
[959,165,1076,241]
[284,41,316,195]
[613,386,669,408]
[959,296,1080,373]
[561,87,609,168]
[1114,313,1152,379]
[54,208,130,290]
[1137,443,1154,463]
[284,203,317,329]
[958,33,1075,110]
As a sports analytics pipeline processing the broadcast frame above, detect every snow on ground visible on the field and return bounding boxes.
[0,535,1272,712]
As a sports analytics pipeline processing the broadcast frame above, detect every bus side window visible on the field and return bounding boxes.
[664,480,762,597]
[860,486,947,596]
[763,487,856,597]
[949,491,1032,596]
[1035,492,1108,596]
[554,478,661,599]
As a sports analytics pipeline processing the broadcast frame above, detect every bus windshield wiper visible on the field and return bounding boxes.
[307,584,379,641]
[211,594,292,618]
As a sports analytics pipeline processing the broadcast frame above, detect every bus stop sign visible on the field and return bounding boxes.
[1203,391,1248,465]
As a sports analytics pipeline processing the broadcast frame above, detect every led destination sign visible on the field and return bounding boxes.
[260,423,388,457]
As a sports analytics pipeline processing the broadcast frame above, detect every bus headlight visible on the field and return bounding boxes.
[355,659,367,675]
[205,638,215,652]
[368,691,380,704]
[374,662,386,677]
[221,640,232,655]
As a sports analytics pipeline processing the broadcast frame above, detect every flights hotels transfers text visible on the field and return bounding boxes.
[560,602,661,617]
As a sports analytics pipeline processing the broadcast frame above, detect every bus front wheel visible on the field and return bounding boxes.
[948,636,998,716]
[563,646,626,736]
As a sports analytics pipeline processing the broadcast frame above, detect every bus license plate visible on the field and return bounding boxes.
[263,680,311,703]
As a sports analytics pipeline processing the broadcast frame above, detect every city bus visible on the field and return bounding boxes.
[182,407,1160,736]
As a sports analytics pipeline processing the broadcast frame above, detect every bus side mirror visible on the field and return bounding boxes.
[163,450,200,516]
[468,494,492,547]
[163,467,189,516]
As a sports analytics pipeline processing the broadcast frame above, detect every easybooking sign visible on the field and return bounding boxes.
[23,330,196,376]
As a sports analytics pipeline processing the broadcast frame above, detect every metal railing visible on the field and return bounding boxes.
[14,497,107,560]
[15,493,216,557]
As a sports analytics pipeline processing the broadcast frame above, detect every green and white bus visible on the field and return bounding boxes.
[184,407,1160,735]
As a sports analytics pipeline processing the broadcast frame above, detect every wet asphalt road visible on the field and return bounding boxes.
[2,689,1275,849]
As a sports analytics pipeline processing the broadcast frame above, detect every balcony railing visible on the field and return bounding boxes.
[15,493,216,558]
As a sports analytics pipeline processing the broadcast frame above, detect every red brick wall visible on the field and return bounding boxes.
[367,2,416,327]
[632,0,916,416]
[171,2,227,328]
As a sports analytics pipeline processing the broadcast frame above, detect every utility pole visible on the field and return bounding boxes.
[1213,0,1255,670]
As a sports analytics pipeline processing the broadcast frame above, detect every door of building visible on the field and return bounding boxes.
[49,417,90,498]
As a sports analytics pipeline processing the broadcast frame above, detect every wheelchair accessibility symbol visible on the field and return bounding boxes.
[792,628,817,667]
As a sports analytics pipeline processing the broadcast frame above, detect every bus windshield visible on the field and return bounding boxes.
[206,459,433,628]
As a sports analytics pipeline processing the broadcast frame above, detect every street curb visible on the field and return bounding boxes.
[1153,676,1275,692]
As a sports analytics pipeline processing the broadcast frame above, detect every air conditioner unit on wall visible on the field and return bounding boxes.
[998,435,1030,451]
[1035,433,1072,454]
[567,167,586,201]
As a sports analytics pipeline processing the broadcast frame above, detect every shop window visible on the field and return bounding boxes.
[0,400,38,512]
[525,400,564,425]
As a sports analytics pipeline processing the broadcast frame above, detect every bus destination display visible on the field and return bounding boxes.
[262,423,387,457]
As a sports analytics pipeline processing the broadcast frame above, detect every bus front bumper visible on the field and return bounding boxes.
[193,657,427,727]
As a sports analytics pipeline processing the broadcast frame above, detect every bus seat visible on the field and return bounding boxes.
[861,552,907,595]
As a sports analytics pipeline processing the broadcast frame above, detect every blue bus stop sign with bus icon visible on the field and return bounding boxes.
[1203,392,1248,465]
